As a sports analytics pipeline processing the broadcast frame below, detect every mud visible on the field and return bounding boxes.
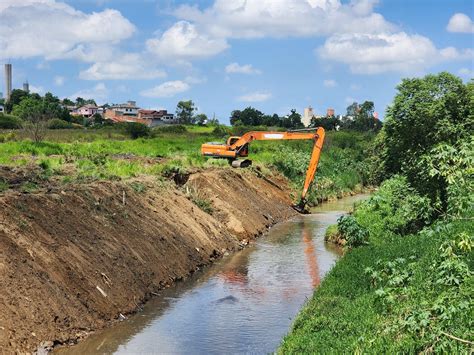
[0,168,296,353]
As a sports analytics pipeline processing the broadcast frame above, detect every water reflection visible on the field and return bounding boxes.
[58,195,367,355]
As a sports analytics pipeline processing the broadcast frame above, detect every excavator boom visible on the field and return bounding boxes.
[201,127,325,213]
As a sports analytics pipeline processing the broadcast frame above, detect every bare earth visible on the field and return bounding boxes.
[0,167,296,353]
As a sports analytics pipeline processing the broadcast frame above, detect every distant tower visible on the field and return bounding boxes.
[23,80,29,93]
[4,64,12,101]
[302,106,314,127]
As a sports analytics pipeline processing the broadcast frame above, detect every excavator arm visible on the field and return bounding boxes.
[201,127,325,213]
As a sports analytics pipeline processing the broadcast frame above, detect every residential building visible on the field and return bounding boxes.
[74,104,98,117]
[302,106,314,127]
[110,101,139,116]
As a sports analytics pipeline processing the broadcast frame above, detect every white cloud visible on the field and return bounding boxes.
[323,79,337,87]
[237,91,272,102]
[439,47,474,61]
[350,84,361,90]
[319,32,443,74]
[140,80,190,98]
[54,76,65,86]
[447,13,474,33]
[0,1,135,60]
[29,85,45,95]
[79,54,167,80]
[225,62,261,74]
[174,0,393,39]
[146,21,229,62]
[70,82,108,101]
[459,67,474,77]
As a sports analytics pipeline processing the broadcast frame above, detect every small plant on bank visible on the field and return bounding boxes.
[130,182,146,193]
[184,185,214,214]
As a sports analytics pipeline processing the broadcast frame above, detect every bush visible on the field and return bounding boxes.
[337,215,369,247]
[153,124,187,134]
[0,113,23,129]
[47,118,75,129]
[124,122,150,139]
[212,125,230,137]
[354,176,434,241]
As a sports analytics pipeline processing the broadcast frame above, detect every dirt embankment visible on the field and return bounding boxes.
[0,168,296,353]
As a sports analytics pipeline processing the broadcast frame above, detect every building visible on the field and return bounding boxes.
[4,64,12,102]
[137,109,177,126]
[23,81,29,93]
[110,101,139,116]
[302,106,314,127]
[75,104,98,117]
[326,108,335,117]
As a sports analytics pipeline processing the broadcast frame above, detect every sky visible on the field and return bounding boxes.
[0,0,473,123]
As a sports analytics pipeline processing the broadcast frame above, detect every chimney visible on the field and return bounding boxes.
[4,64,12,102]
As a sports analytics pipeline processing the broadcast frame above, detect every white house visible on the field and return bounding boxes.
[110,101,139,116]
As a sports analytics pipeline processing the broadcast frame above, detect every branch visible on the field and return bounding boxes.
[440,331,474,345]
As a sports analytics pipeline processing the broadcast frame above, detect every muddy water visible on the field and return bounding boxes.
[59,194,369,355]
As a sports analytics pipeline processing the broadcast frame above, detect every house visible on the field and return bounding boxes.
[75,104,98,117]
[110,101,139,116]
[137,109,177,126]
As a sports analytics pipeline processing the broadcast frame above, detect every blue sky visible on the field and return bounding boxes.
[0,0,473,123]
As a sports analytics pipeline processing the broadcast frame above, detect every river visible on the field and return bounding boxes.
[58,194,369,354]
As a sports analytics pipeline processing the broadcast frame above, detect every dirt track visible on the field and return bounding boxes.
[0,168,296,353]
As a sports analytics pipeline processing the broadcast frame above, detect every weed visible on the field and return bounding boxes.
[184,185,214,214]
[130,182,146,193]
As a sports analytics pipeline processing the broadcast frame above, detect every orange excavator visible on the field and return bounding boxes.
[201,127,325,213]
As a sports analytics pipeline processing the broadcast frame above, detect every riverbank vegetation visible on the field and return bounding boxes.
[0,123,375,205]
[281,72,473,352]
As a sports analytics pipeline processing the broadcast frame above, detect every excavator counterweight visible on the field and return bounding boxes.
[201,127,325,213]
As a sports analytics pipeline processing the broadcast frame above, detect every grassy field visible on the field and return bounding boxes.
[0,125,375,204]
[280,177,473,353]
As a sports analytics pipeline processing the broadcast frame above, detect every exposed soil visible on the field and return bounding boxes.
[0,168,296,353]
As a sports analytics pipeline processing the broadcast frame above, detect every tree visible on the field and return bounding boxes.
[61,98,75,106]
[230,110,242,125]
[342,100,381,131]
[310,115,340,131]
[240,107,264,125]
[5,89,28,113]
[176,100,196,124]
[195,113,208,126]
[13,96,51,142]
[281,109,303,129]
[383,72,473,212]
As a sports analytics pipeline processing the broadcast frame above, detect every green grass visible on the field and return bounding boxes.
[0,126,374,202]
[280,177,473,353]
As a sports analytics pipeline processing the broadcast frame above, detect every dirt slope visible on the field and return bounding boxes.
[0,168,296,353]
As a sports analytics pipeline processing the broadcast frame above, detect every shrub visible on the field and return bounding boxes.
[124,122,150,139]
[354,176,434,241]
[47,118,74,129]
[0,113,23,129]
[212,125,230,137]
[337,215,369,247]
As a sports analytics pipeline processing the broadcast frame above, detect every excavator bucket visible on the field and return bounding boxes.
[230,159,252,168]
[292,199,309,214]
